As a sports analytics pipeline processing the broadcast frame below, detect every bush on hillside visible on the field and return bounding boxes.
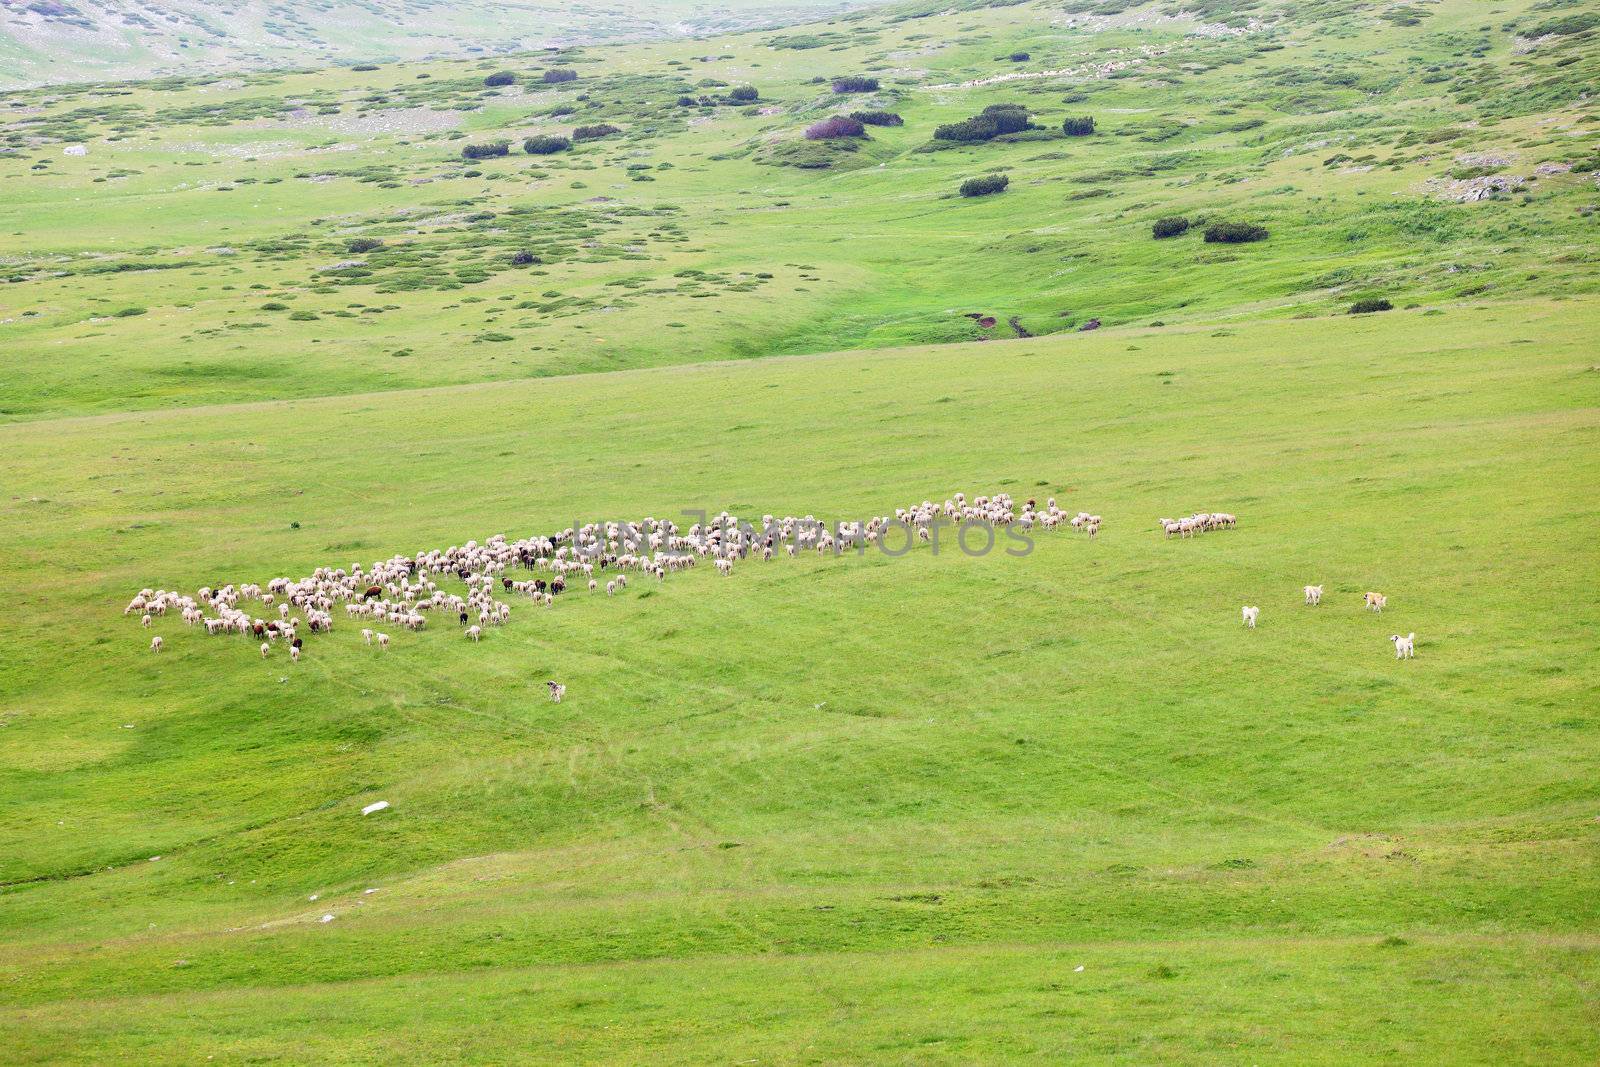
[346,237,385,253]
[523,135,571,154]
[959,173,1009,197]
[851,110,904,126]
[1009,51,1031,61]
[935,116,1000,142]
[1349,298,1394,314]
[461,141,510,160]
[572,123,620,140]
[1062,115,1096,136]
[1203,221,1269,243]
[1151,216,1190,239]
[936,104,1031,143]
[542,68,578,84]
[510,250,542,265]
[831,76,880,93]
[982,103,1032,133]
[805,115,867,140]
[729,85,759,101]
[483,71,516,87]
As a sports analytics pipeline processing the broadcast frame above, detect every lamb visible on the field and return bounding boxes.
[361,628,373,646]
[260,642,270,658]
[290,645,300,664]
[1304,584,1323,606]
[547,681,566,703]
[150,636,163,653]
[376,632,389,650]
[465,625,482,642]
[1390,632,1415,659]
[1242,605,1260,628]
[141,613,152,628]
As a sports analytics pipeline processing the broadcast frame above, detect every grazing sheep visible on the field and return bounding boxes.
[150,636,163,653]
[376,632,389,650]
[141,613,152,628]
[260,642,270,658]
[1390,632,1416,659]
[1242,605,1260,628]
[1304,584,1323,606]
[362,628,374,646]
[589,578,598,592]
[1364,592,1387,613]
[290,645,300,663]
[547,681,566,703]
[466,625,482,642]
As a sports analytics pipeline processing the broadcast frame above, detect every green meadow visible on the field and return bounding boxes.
[2,0,1598,1060]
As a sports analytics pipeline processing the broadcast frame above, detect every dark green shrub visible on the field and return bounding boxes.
[483,71,516,87]
[1349,298,1394,314]
[572,123,620,140]
[935,116,1000,142]
[1203,222,1269,243]
[1009,51,1030,61]
[851,110,904,126]
[831,76,880,93]
[729,86,759,101]
[346,237,384,253]
[523,135,571,154]
[1151,216,1189,239]
[543,69,578,84]
[959,173,1009,197]
[510,250,541,265]
[982,104,1032,134]
[1062,115,1096,136]
[460,141,510,160]
[113,307,147,317]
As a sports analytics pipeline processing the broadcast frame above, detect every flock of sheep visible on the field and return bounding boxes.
[129,492,1097,685]
[130,493,1416,690]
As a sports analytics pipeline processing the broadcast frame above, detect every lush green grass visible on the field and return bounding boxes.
[3,0,1598,1057]
[2,0,1597,420]
[1,301,1597,1060]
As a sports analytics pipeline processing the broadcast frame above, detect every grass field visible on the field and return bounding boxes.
[2,0,1599,1060]
[2,300,1598,1061]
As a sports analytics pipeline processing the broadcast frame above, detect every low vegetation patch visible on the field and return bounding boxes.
[959,173,1009,197]
[1204,222,1270,244]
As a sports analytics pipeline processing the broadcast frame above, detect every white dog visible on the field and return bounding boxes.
[1390,633,1415,659]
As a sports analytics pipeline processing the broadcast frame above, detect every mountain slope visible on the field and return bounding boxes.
[0,0,869,88]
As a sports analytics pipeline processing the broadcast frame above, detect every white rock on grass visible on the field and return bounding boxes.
[361,800,390,816]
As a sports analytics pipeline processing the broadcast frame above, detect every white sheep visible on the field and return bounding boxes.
[150,636,163,653]
[1304,584,1323,606]
[1391,632,1416,659]
[361,628,373,646]
[290,645,300,663]
[1242,605,1260,628]
[466,625,482,642]
[376,632,389,650]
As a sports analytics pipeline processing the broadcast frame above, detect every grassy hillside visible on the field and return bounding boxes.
[1,300,1598,1060]
[0,0,870,89]
[1,0,1596,420]
[2,0,1598,1059]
